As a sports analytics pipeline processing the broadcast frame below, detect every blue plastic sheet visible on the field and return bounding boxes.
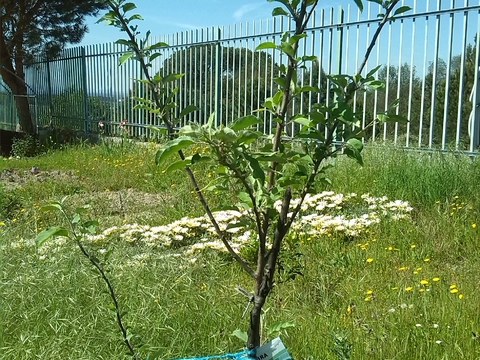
[167,349,255,360]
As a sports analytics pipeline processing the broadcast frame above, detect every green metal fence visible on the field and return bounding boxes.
[2,1,479,153]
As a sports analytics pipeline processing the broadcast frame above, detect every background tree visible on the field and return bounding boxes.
[160,45,280,127]
[0,0,105,133]
[426,43,477,148]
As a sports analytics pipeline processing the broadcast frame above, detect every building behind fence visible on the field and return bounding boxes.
[1,0,480,153]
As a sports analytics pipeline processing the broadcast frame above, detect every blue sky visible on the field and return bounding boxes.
[82,0,373,45]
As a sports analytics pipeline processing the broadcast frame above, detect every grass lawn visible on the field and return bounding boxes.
[1,139,479,359]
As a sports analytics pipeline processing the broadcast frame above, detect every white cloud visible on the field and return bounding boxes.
[233,3,264,21]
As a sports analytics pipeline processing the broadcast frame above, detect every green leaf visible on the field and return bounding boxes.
[191,153,212,165]
[237,130,262,145]
[155,137,195,166]
[296,85,320,94]
[149,53,162,62]
[272,7,289,16]
[255,42,277,51]
[41,203,62,212]
[367,80,385,89]
[36,227,69,247]
[119,52,134,65]
[394,6,411,16]
[146,125,168,134]
[377,113,409,123]
[244,154,265,185]
[128,14,143,21]
[237,192,253,209]
[231,115,262,131]
[82,220,99,234]
[205,112,216,130]
[292,116,312,127]
[353,0,363,12]
[366,64,382,78]
[115,39,133,46]
[146,41,169,50]
[309,111,326,125]
[162,73,184,83]
[289,33,307,45]
[345,138,364,165]
[179,105,199,119]
[72,213,81,225]
[122,2,137,13]
[267,321,296,336]
[231,329,248,343]
[273,76,286,89]
[301,55,317,62]
[165,159,190,172]
[279,41,295,58]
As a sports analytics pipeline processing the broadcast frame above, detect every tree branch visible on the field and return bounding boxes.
[357,0,400,75]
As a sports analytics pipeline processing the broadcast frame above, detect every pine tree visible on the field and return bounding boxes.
[0,0,105,133]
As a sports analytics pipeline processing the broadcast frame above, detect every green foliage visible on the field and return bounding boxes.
[330,331,353,360]
[0,183,22,220]
[1,0,107,133]
[11,134,39,157]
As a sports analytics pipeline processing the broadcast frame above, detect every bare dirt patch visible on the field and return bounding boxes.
[1,168,174,223]
[0,168,79,191]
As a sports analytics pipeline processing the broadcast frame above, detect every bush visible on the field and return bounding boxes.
[0,184,22,220]
[11,134,39,157]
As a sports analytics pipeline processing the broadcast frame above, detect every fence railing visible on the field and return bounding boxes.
[3,0,480,153]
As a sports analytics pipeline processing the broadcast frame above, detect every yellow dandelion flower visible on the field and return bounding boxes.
[432,277,441,282]
[364,296,372,301]
[366,289,374,295]
[0,221,5,226]
[366,258,374,263]
[398,266,408,271]
[419,288,425,293]
[405,286,413,291]
[420,279,429,285]
[473,223,477,229]
[424,258,430,262]
[449,284,457,289]
[459,294,464,299]
[411,244,417,249]
[450,288,459,294]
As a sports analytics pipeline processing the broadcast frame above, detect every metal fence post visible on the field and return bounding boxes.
[336,6,344,75]
[472,61,480,151]
[81,46,89,133]
[215,27,222,127]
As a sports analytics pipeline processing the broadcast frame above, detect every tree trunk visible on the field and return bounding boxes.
[0,70,35,134]
[0,31,35,134]
[14,86,35,134]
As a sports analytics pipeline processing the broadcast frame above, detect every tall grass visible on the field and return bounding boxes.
[1,141,479,359]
